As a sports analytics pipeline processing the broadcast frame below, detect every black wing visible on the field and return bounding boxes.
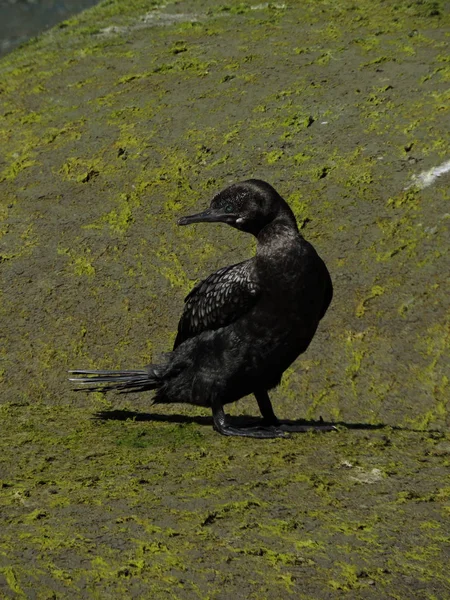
[173,260,260,349]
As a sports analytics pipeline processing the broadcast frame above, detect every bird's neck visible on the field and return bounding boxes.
[256,206,300,244]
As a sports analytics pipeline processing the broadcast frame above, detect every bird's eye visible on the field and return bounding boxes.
[225,205,234,213]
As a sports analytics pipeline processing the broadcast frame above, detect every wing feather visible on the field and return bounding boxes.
[173,260,260,349]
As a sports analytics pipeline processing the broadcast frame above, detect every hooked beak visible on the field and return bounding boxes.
[178,208,233,226]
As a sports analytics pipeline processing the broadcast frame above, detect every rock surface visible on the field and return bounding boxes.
[0,0,449,597]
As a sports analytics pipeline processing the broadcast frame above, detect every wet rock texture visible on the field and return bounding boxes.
[0,0,449,597]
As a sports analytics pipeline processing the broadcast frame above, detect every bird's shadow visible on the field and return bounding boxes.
[92,409,396,431]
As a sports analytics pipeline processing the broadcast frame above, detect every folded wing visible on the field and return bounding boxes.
[174,260,260,349]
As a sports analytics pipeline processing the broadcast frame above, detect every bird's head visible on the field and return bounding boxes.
[178,179,296,236]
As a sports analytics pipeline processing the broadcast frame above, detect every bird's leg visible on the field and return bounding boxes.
[254,388,279,426]
[254,389,336,433]
[210,390,335,438]
[211,392,287,438]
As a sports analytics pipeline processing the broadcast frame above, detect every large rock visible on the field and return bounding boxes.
[0,2,449,597]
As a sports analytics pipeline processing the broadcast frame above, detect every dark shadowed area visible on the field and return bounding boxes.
[0,0,449,597]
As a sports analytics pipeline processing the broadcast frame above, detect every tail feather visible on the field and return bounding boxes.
[68,368,161,393]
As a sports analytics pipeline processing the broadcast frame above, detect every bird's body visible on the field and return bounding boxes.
[70,180,333,438]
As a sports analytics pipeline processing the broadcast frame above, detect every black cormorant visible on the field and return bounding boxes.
[69,179,333,438]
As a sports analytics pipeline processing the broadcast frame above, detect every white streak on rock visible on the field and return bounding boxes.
[406,159,450,190]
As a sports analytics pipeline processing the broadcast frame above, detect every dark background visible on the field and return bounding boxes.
[0,0,100,56]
